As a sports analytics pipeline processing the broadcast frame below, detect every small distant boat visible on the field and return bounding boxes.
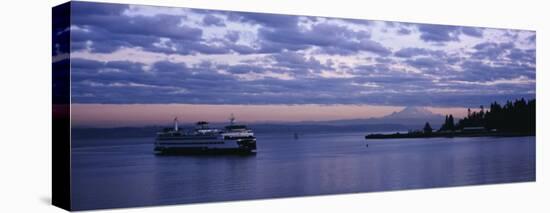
[154,114,257,154]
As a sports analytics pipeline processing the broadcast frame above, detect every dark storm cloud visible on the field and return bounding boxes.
[225,64,263,74]
[438,40,535,85]
[72,3,202,41]
[202,14,225,26]
[71,2,391,56]
[232,12,388,55]
[71,59,240,103]
[472,41,514,59]
[418,25,461,42]
[461,27,484,37]
[71,1,128,16]
[454,59,535,82]
[508,48,536,65]
[258,22,389,56]
[71,55,535,107]
[397,27,412,35]
[342,18,373,26]
[70,1,251,55]
[236,12,299,29]
[225,31,240,42]
[70,56,352,104]
[527,34,536,44]
[417,24,485,43]
[71,58,149,84]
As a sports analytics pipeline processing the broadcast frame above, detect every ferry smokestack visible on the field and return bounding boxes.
[229,113,235,125]
[174,117,179,131]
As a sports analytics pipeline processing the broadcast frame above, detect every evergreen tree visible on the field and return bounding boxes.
[439,114,455,131]
[454,98,535,134]
[448,115,455,130]
[424,122,433,134]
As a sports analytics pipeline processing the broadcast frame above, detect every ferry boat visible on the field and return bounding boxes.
[154,115,257,154]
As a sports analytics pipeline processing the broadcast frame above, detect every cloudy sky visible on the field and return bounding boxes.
[56,2,536,126]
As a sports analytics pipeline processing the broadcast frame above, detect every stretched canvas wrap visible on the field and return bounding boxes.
[52,1,536,211]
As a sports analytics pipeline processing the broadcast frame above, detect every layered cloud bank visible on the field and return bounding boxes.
[61,2,535,107]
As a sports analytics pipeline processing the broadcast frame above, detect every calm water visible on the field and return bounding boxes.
[71,132,535,210]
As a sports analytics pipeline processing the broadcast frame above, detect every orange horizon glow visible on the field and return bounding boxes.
[71,104,468,127]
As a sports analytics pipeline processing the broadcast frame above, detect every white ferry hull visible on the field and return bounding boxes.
[154,137,256,154]
[155,116,257,155]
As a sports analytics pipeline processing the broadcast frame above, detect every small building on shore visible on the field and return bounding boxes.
[462,126,486,133]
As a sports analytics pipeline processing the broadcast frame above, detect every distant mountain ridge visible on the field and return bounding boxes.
[384,106,441,119]
[72,106,445,141]
[297,106,444,128]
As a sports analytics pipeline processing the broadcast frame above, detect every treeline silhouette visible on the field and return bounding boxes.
[439,98,535,134]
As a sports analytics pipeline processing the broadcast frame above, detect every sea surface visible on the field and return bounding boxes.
[71,132,535,210]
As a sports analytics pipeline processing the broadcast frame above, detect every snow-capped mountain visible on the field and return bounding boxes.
[292,106,444,130]
[374,106,444,128]
[384,106,442,119]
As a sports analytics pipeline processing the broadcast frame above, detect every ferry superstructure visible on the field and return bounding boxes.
[154,115,257,154]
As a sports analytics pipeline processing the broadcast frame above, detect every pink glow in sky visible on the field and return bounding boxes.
[71,104,466,127]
